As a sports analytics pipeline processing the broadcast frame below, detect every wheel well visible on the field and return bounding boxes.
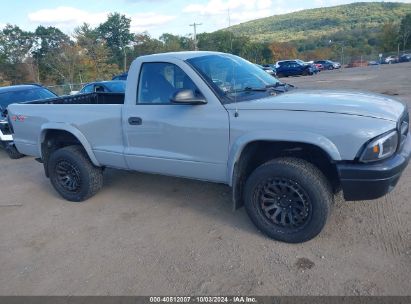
[232,141,340,209]
[41,129,83,177]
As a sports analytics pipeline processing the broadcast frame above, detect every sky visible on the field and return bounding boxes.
[0,0,410,38]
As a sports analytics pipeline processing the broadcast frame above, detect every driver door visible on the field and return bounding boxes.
[123,62,230,183]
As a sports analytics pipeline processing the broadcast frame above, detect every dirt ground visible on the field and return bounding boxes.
[0,63,410,296]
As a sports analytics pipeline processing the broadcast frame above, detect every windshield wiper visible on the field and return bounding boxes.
[266,82,294,88]
[227,86,268,94]
[265,82,295,92]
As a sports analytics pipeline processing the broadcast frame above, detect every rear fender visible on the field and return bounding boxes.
[39,123,100,166]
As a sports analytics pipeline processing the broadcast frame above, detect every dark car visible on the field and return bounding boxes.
[314,60,340,70]
[399,54,411,62]
[79,80,126,94]
[112,72,128,80]
[0,84,57,158]
[275,60,313,77]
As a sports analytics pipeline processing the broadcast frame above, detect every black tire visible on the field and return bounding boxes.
[48,145,103,202]
[6,144,25,159]
[244,158,333,243]
[328,66,334,70]
[302,70,309,76]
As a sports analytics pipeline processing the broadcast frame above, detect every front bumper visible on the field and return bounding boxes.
[337,134,411,201]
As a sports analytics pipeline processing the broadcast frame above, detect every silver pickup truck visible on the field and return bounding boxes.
[8,51,411,243]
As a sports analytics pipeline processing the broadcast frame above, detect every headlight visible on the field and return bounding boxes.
[360,131,399,162]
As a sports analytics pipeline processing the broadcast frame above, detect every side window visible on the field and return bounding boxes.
[137,62,202,104]
[95,85,105,92]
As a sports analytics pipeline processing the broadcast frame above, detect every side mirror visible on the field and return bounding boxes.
[171,89,207,105]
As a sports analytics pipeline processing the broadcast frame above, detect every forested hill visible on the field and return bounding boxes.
[226,2,411,42]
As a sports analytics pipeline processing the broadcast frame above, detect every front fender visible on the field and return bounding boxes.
[227,130,341,186]
[39,123,100,166]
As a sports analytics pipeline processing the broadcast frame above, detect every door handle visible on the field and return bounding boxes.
[128,117,142,125]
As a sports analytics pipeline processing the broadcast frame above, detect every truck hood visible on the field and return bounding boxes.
[224,90,405,121]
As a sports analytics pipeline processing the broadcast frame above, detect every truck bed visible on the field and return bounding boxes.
[25,92,124,105]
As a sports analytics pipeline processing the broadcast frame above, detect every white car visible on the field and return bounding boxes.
[385,56,398,64]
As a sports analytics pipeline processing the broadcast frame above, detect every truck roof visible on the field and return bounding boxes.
[137,51,226,61]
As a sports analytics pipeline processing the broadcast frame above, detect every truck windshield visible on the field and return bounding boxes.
[186,54,282,103]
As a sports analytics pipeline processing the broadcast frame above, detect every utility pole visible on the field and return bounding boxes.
[190,22,202,51]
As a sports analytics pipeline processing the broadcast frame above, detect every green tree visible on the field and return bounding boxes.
[74,23,119,80]
[31,26,71,83]
[159,33,183,51]
[0,24,33,64]
[399,13,411,50]
[0,25,35,84]
[97,13,133,70]
[379,22,399,52]
[131,32,164,57]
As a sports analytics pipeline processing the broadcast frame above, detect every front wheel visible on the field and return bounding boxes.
[244,158,333,243]
[48,145,103,202]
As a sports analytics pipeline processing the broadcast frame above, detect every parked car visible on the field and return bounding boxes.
[112,72,128,80]
[399,54,411,62]
[314,60,341,70]
[0,84,57,158]
[333,61,342,69]
[8,51,410,243]
[384,55,399,64]
[79,81,126,94]
[255,64,276,77]
[275,60,314,77]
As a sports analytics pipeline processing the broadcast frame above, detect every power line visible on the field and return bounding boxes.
[189,22,202,51]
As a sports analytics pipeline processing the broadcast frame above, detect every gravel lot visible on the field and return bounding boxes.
[0,63,410,295]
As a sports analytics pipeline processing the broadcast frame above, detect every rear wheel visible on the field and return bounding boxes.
[48,145,103,202]
[244,158,333,243]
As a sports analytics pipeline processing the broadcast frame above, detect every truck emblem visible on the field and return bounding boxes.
[11,115,26,122]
